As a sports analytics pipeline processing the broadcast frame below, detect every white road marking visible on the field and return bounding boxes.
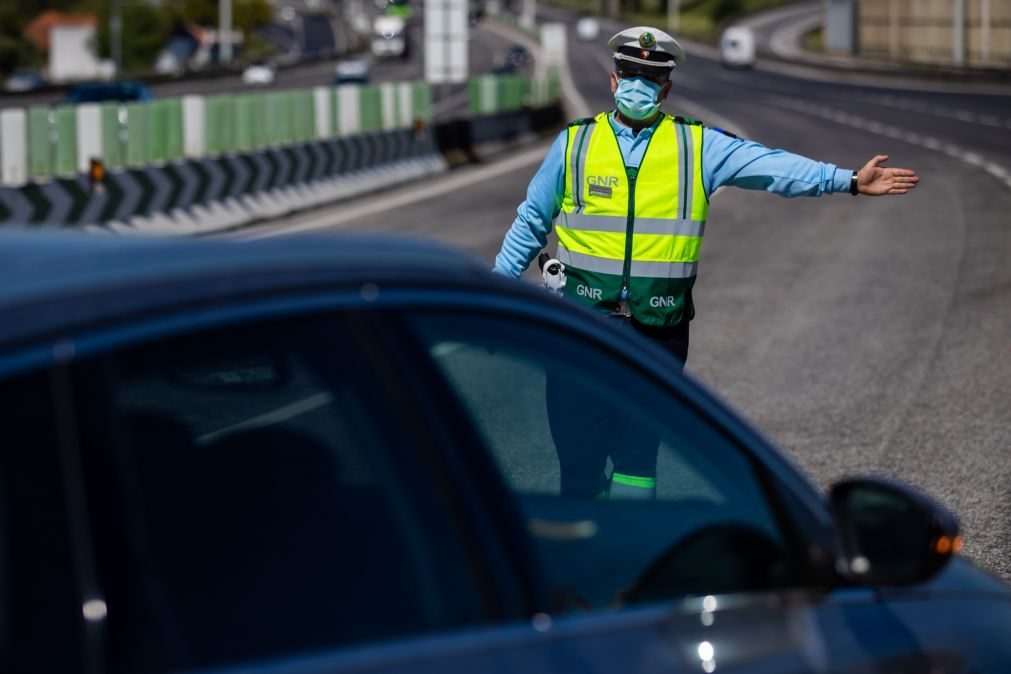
[764,94,1011,191]
[196,391,334,445]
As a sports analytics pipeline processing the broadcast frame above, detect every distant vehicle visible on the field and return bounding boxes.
[720,26,756,68]
[576,16,600,41]
[334,57,369,85]
[1,232,1010,673]
[505,44,532,67]
[3,68,46,93]
[371,15,408,59]
[242,62,276,86]
[64,81,153,104]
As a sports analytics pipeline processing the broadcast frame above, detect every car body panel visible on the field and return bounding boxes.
[0,233,1009,673]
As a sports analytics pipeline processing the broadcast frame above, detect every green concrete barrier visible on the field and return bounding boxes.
[412,82,431,122]
[54,107,77,177]
[125,102,148,167]
[359,85,382,133]
[2,78,549,184]
[28,107,52,179]
[101,104,123,168]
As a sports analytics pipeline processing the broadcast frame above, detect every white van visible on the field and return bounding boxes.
[720,26,756,68]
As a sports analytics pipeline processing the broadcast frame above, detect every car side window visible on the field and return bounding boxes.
[0,371,85,673]
[71,313,488,673]
[408,311,794,611]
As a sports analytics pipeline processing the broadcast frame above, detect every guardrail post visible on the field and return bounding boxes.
[183,95,205,158]
[1,109,28,186]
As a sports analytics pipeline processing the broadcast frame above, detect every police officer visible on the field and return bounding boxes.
[492,26,919,501]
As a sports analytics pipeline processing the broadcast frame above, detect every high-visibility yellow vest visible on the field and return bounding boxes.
[557,111,708,327]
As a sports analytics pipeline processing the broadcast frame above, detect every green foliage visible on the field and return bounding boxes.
[710,0,742,23]
[0,3,42,76]
[162,0,273,34]
[94,2,173,71]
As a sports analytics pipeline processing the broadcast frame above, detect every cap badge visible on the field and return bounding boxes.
[638,32,656,49]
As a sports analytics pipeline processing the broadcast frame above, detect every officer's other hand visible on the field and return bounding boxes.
[857,155,920,196]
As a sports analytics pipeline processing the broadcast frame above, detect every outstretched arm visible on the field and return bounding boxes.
[492,131,567,277]
[856,154,919,196]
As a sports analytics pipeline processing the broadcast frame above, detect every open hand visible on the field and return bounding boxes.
[857,155,919,196]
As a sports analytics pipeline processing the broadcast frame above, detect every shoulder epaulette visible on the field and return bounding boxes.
[709,127,739,139]
[567,117,596,127]
[672,115,703,126]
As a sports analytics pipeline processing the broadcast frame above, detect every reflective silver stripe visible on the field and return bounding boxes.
[675,121,688,221]
[559,212,704,237]
[630,260,699,278]
[556,246,625,275]
[681,123,696,219]
[569,122,595,213]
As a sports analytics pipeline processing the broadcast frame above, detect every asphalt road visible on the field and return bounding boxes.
[241,9,1011,582]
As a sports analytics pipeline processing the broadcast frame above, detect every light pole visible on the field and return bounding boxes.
[110,0,122,73]
[667,0,679,34]
[220,0,233,64]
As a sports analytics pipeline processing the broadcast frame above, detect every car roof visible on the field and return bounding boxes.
[0,231,490,349]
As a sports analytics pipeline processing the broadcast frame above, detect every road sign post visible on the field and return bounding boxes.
[425,0,468,85]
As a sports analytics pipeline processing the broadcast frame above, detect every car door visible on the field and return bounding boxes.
[63,305,533,674]
[0,368,88,674]
[380,294,941,674]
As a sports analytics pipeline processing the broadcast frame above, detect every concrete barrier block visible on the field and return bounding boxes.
[75,104,103,174]
[1,109,28,186]
[314,87,332,138]
[380,82,397,131]
[54,107,78,177]
[337,85,360,136]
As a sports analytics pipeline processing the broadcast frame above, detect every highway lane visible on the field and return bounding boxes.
[243,11,1011,582]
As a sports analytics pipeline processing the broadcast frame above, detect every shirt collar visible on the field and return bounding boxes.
[608,110,662,139]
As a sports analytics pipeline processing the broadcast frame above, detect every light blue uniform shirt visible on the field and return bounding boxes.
[493,111,854,278]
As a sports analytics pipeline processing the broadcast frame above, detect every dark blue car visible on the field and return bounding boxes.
[64,80,153,105]
[0,232,1008,673]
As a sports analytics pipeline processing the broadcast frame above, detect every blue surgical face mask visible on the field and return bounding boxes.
[614,76,663,120]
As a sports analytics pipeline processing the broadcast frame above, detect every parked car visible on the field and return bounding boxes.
[241,61,276,85]
[1,232,1009,673]
[334,57,370,85]
[63,80,153,104]
[3,68,46,93]
[720,26,756,68]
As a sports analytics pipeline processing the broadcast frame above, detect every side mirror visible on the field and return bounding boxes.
[829,477,961,587]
